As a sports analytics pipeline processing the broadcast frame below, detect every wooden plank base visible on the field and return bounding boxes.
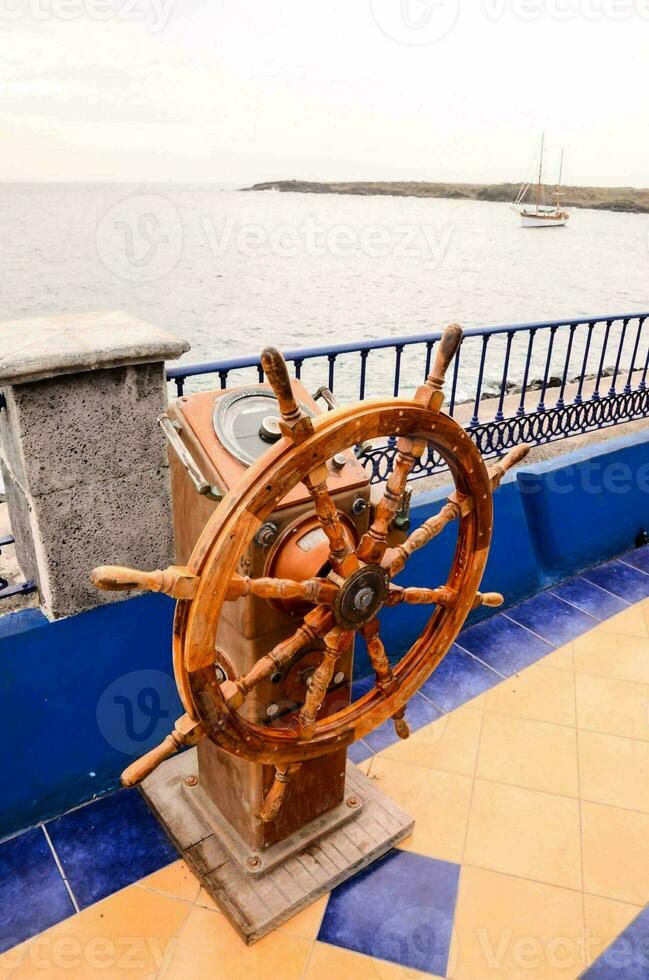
[141,748,414,945]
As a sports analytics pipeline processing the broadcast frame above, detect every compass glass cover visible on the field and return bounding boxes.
[213,387,313,466]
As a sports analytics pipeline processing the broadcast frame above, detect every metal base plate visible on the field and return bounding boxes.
[141,749,414,945]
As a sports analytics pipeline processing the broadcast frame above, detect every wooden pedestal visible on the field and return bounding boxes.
[141,749,414,945]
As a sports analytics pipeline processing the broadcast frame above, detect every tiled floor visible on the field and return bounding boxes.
[4,549,649,978]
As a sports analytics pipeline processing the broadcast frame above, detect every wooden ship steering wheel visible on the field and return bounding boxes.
[92,325,528,822]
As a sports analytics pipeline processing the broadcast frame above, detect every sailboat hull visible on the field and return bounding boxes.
[520,211,569,228]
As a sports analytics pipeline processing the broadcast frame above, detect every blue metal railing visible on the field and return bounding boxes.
[3,312,649,604]
[167,311,649,484]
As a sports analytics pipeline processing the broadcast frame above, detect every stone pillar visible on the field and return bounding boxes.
[0,311,190,620]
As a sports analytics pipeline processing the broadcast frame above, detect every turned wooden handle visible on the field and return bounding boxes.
[121,734,183,788]
[91,564,198,599]
[259,764,301,823]
[120,714,203,787]
[90,565,162,592]
[474,591,504,609]
[91,565,155,592]
[428,323,463,390]
[261,347,314,442]
[392,707,410,740]
[489,444,531,489]
[499,444,530,471]
[261,347,300,422]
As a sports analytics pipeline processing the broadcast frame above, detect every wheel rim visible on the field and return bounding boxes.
[176,400,493,766]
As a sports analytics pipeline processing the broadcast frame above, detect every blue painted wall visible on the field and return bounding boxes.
[517,431,649,579]
[2,429,649,838]
[0,595,181,840]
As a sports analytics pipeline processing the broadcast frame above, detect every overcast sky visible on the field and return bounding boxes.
[1,0,647,185]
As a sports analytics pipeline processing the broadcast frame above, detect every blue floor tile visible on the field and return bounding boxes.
[583,559,649,604]
[419,644,502,712]
[458,613,551,676]
[549,576,628,621]
[581,904,649,978]
[363,692,441,752]
[318,849,459,976]
[348,739,373,764]
[506,591,598,646]
[0,828,75,954]
[621,544,649,575]
[46,789,177,910]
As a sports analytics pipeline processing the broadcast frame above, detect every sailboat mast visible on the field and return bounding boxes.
[536,132,544,210]
[556,147,564,208]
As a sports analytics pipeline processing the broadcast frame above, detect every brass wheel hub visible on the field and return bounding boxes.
[333,564,390,629]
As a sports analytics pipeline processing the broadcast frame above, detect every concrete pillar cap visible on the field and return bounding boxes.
[0,310,190,386]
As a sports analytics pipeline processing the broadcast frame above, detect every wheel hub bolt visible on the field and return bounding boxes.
[354,587,374,612]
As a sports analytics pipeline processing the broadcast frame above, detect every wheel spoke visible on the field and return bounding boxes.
[357,323,465,566]
[220,606,334,709]
[383,498,463,577]
[386,585,458,607]
[361,618,397,695]
[304,463,358,575]
[360,620,410,740]
[227,574,338,605]
[298,625,354,736]
[356,436,425,565]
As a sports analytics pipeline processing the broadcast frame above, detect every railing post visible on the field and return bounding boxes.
[608,317,629,397]
[592,319,612,401]
[495,331,514,422]
[359,350,369,400]
[393,344,404,397]
[327,354,336,392]
[0,311,189,619]
[470,335,489,427]
[537,325,558,413]
[557,323,577,410]
[574,322,594,405]
[624,316,644,395]
[516,328,536,417]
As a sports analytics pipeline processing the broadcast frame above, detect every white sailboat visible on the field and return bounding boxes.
[514,136,569,228]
